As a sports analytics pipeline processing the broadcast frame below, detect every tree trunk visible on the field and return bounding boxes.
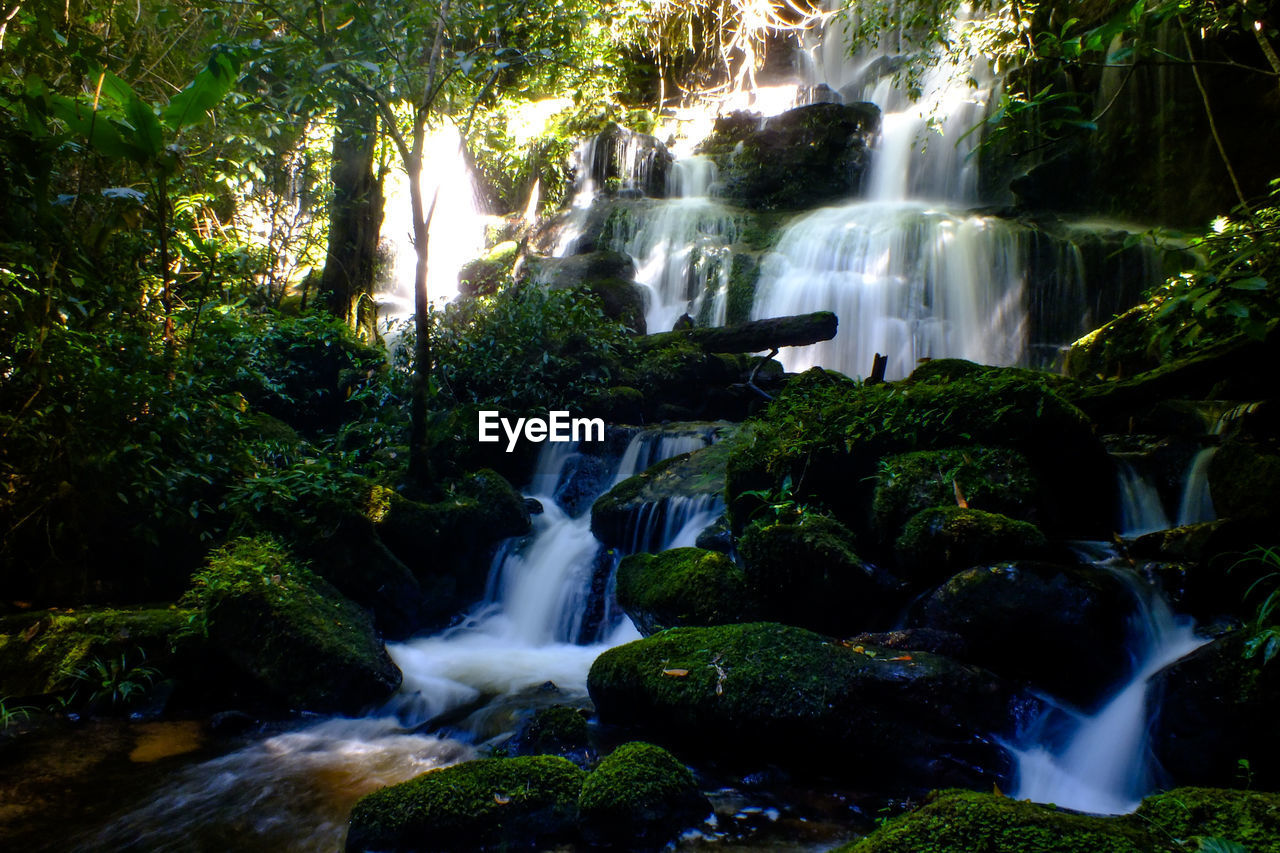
[638,311,839,354]
[319,95,384,337]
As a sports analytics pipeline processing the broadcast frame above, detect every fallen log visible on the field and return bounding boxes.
[638,311,838,353]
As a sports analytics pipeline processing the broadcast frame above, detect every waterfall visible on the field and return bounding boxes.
[1115,459,1172,537]
[387,427,716,727]
[1176,403,1254,526]
[1012,555,1205,814]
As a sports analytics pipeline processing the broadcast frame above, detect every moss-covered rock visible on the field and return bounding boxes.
[187,536,400,714]
[376,470,530,623]
[1208,435,1280,523]
[616,548,759,635]
[344,755,585,852]
[458,240,519,298]
[872,447,1040,539]
[507,705,592,759]
[738,514,899,635]
[1150,632,1280,789]
[725,362,1108,540]
[911,561,1139,707]
[587,622,1025,790]
[836,789,1162,852]
[0,607,190,702]
[894,507,1048,586]
[578,742,711,848]
[591,426,735,550]
[1136,787,1280,850]
[697,103,880,210]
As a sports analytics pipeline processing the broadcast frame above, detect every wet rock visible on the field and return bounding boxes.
[1209,434,1280,523]
[458,240,519,298]
[849,628,969,659]
[345,755,585,852]
[588,123,673,199]
[694,514,734,553]
[739,515,901,635]
[698,103,881,210]
[588,622,1027,792]
[1150,631,1280,788]
[578,742,712,849]
[196,537,401,714]
[872,446,1040,540]
[616,547,760,635]
[206,710,258,736]
[910,561,1139,707]
[894,507,1048,588]
[507,705,592,762]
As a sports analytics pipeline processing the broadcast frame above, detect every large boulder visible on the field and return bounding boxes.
[725,362,1110,540]
[616,548,759,635]
[1150,631,1280,788]
[191,536,401,714]
[506,705,592,761]
[1135,786,1280,851]
[738,514,901,635]
[871,446,1041,540]
[587,622,1028,791]
[577,742,711,849]
[910,561,1139,707]
[697,103,881,210]
[1209,434,1280,523]
[345,755,585,852]
[894,507,1048,588]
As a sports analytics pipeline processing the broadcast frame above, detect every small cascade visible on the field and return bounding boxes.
[667,155,719,198]
[1012,554,1206,814]
[377,124,487,327]
[1115,459,1172,537]
[1176,402,1255,526]
[387,426,716,728]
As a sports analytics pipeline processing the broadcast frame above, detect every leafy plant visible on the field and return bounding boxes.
[1236,545,1280,665]
[61,649,160,711]
[0,697,38,731]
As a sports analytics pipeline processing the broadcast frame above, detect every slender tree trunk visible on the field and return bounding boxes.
[319,95,384,336]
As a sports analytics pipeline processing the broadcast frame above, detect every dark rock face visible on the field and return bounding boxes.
[526,250,648,333]
[577,742,711,849]
[910,561,1140,708]
[507,705,593,762]
[616,547,759,635]
[697,102,881,210]
[587,123,673,199]
[1150,632,1280,789]
[1209,435,1280,523]
[588,622,1029,792]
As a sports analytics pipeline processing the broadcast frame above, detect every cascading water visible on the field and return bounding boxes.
[1115,459,1172,537]
[1012,552,1206,814]
[1176,403,1254,526]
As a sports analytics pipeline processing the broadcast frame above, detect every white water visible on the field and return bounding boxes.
[1012,559,1205,814]
[1115,460,1172,537]
[386,427,718,728]
[1176,403,1254,526]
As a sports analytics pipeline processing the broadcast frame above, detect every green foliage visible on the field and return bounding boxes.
[61,648,159,711]
[1235,546,1280,666]
[431,283,633,415]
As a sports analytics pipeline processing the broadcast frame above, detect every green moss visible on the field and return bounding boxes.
[838,790,1162,853]
[578,742,710,847]
[726,362,1101,535]
[724,253,761,324]
[616,548,758,635]
[0,606,190,698]
[517,705,590,755]
[872,446,1040,538]
[1138,787,1280,849]
[345,755,586,852]
[895,507,1047,585]
[186,535,400,713]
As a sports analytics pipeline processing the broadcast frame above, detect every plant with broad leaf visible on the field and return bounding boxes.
[1236,545,1280,665]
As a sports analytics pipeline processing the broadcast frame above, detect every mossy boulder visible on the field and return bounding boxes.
[1150,631,1280,788]
[591,427,735,550]
[738,514,899,635]
[616,547,759,635]
[872,447,1040,540]
[697,103,880,210]
[344,755,586,852]
[725,362,1108,540]
[375,470,530,623]
[910,561,1139,707]
[894,507,1048,587]
[836,789,1161,852]
[1136,786,1280,851]
[578,742,711,848]
[507,705,592,759]
[458,240,519,298]
[587,622,1026,790]
[0,607,190,702]
[189,536,400,714]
